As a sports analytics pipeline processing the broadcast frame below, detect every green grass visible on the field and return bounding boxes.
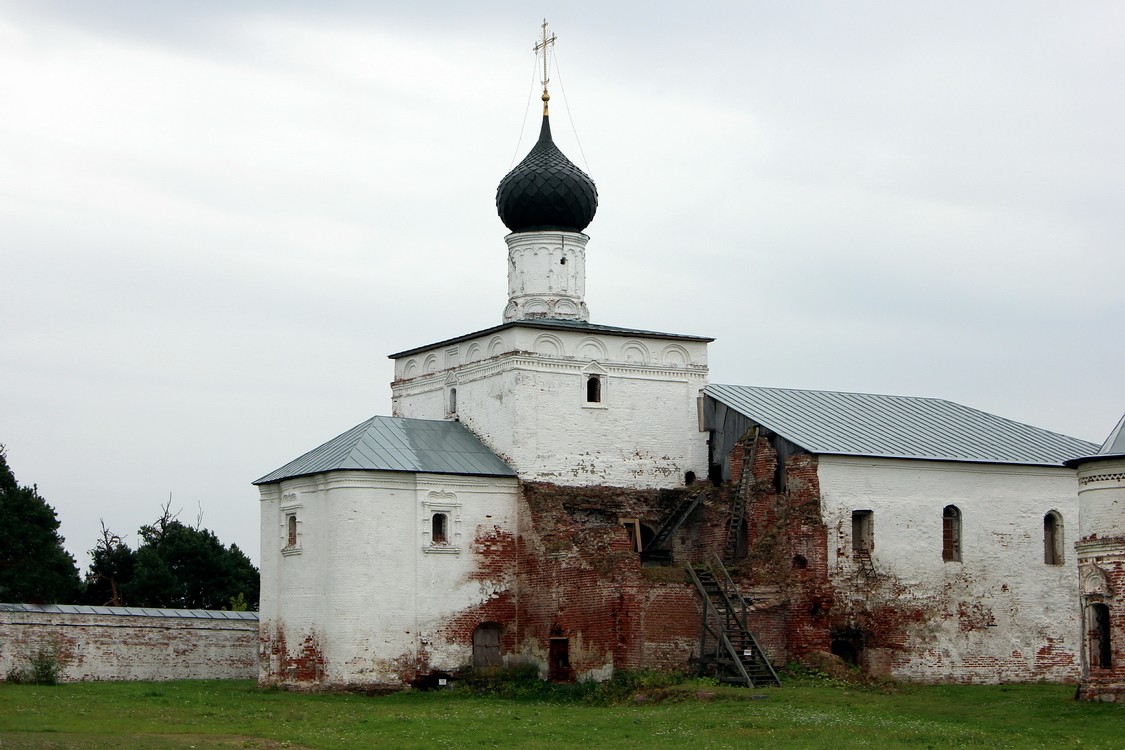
[1,677,1122,749]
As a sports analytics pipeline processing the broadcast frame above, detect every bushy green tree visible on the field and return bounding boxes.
[116,503,259,610]
[0,446,82,604]
[82,522,135,606]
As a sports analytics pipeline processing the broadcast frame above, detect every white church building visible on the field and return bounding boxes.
[254,29,1115,692]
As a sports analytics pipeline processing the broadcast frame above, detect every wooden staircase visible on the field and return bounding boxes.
[641,487,709,562]
[686,555,781,687]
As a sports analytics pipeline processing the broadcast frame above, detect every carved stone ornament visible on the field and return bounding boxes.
[1079,562,1112,598]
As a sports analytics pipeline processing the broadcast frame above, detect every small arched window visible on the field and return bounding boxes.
[586,375,601,403]
[1044,511,1063,565]
[448,387,457,415]
[286,514,298,547]
[432,513,448,544]
[942,505,962,562]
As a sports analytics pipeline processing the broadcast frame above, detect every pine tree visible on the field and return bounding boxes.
[0,446,82,604]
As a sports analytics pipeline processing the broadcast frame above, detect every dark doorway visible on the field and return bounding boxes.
[830,628,864,666]
[548,637,573,682]
[734,518,749,561]
[472,622,502,668]
[1091,603,1112,669]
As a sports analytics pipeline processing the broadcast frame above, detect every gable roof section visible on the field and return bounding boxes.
[1098,413,1125,456]
[704,384,1097,466]
[254,416,516,485]
[1065,412,1125,467]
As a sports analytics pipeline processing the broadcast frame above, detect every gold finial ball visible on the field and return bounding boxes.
[542,91,550,102]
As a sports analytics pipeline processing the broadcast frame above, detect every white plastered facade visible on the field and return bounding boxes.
[391,326,709,489]
[258,470,519,687]
[819,455,1081,682]
[503,231,590,322]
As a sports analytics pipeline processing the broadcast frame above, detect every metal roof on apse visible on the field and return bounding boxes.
[704,384,1098,466]
[389,318,712,359]
[254,416,517,485]
[0,603,258,620]
[1097,413,1125,456]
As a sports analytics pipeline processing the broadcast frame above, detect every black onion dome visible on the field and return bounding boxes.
[497,115,598,233]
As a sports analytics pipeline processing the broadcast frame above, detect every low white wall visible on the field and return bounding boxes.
[0,604,258,681]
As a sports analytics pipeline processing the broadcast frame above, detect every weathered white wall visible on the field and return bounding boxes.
[392,326,709,489]
[0,606,258,681]
[1076,456,1125,539]
[819,456,1081,683]
[504,231,589,322]
[258,470,519,688]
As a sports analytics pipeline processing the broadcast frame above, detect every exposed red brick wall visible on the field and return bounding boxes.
[1077,545,1125,702]
[513,482,714,678]
[438,525,519,656]
[729,436,833,663]
[259,621,325,685]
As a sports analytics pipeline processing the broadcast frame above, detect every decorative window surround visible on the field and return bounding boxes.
[422,491,463,554]
[280,495,303,556]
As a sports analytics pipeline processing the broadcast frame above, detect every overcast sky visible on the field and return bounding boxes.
[2,1,1122,577]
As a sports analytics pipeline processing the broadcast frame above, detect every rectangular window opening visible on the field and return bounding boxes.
[852,510,874,555]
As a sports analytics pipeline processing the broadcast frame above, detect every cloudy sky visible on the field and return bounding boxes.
[2,1,1122,575]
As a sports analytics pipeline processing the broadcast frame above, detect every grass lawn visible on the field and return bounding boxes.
[1,677,1122,749]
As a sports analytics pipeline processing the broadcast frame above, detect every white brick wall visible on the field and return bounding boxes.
[1076,456,1125,539]
[819,456,1081,682]
[258,470,519,687]
[392,326,709,489]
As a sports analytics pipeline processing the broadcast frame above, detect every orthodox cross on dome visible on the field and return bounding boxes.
[534,19,557,115]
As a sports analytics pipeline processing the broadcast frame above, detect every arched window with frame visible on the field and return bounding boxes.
[448,387,457,415]
[942,505,962,562]
[431,513,449,545]
[586,375,601,403]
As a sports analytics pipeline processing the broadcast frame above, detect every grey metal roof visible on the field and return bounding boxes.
[1066,412,1125,466]
[0,602,258,620]
[1097,413,1125,456]
[255,416,517,485]
[389,318,712,359]
[704,384,1097,466]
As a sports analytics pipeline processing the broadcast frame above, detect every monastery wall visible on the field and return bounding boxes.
[257,470,519,688]
[0,605,257,682]
[818,456,1081,683]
